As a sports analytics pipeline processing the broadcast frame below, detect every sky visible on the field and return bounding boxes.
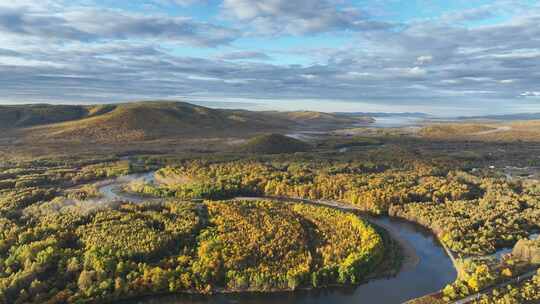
[0,0,540,116]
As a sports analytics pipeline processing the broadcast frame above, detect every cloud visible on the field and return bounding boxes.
[0,6,93,41]
[0,5,239,46]
[154,0,206,6]
[221,0,395,35]
[416,55,433,65]
[440,6,495,23]
[521,91,540,97]
[1,0,540,115]
[216,51,271,61]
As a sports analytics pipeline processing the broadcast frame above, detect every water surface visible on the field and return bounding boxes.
[369,116,425,128]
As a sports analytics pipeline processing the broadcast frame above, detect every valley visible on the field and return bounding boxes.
[0,102,539,304]
[3,0,540,303]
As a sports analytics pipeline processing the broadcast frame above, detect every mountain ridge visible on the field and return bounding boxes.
[0,101,373,143]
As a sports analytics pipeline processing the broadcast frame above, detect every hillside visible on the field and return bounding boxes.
[267,111,374,127]
[457,113,540,121]
[24,102,290,142]
[0,104,97,129]
[419,121,540,142]
[239,133,311,154]
[1,101,372,143]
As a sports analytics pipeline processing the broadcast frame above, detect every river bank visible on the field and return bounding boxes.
[84,171,457,304]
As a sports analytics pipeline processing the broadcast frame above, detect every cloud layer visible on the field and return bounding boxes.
[0,0,539,115]
[221,0,394,35]
[0,4,238,46]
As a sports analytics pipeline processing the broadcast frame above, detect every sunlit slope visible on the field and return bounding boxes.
[23,102,294,142]
[239,133,311,154]
[0,104,101,129]
[419,121,540,142]
[266,111,374,127]
[5,101,372,143]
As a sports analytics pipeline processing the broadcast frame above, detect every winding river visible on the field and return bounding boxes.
[91,172,457,304]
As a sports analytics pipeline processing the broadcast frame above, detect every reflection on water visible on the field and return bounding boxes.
[369,116,425,128]
[123,218,457,304]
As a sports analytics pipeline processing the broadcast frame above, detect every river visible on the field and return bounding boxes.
[92,172,457,304]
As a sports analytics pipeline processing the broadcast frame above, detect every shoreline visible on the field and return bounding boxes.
[366,216,420,272]
[97,179,430,278]
[89,173,456,303]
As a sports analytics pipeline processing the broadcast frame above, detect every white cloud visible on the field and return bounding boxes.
[0,5,239,47]
[0,0,540,114]
[155,0,206,6]
[485,49,540,59]
[216,51,271,61]
[440,6,494,23]
[521,91,540,97]
[221,0,394,35]
[408,67,427,76]
[300,74,317,79]
[337,71,373,80]
[387,66,427,77]
[416,55,432,65]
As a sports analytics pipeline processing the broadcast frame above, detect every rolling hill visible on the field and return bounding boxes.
[456,113,540,121]
[267,111,374,127]
[1,101,373,143]
[419,121,540,142]
[0,104,98,129]
[239,133,311,154]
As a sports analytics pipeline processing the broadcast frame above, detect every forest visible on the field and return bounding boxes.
[0,198,388,303]
[130,158,539,258]
[0,154,394,303]
[0,138,539,303]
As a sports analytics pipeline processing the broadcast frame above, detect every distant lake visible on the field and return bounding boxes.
[368,116,426,128]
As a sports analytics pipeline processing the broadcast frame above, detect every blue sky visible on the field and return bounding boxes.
[0,0,540,115]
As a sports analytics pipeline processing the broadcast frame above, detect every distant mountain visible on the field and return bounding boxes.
[420,120,540,142]
[457,113,540,121]
[267,111,374,126]
[336,112,429,118]
[1,101,373,143]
